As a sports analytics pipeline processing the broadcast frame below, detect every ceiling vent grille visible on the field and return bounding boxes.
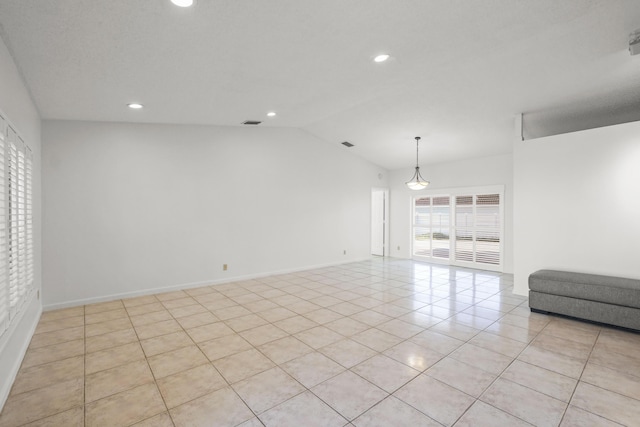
[341,141,354,147]
[242,120,262,125]
[630,29,640,55]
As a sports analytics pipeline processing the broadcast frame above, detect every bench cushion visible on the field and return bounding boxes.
[529,270,640,309]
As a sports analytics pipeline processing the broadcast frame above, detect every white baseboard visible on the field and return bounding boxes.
[43,257,373,311]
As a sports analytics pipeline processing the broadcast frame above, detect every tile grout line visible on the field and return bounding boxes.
[449,302,552,427]
[121,296,175,427]
[555,326,605,427]
[6,260,640,426]
[378,300,535,426]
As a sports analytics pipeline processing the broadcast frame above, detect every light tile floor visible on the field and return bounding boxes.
[1,258,640,426]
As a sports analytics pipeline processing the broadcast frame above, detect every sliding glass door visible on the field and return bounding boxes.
[412,187,503,272]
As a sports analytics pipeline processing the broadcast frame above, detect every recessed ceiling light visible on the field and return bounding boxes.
[171,0,195,7]
[374,54,390,63]
[267,112,276,117]
[127,103,143,109]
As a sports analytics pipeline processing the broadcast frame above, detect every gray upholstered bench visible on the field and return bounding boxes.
[529,270,640,331]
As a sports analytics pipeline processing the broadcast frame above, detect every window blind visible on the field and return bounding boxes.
[8,127,19,319]
[455,196,474,262]
[475,194,500,265]
[454,193,501,266]
[0,116,7,336]
[26,147,33,292]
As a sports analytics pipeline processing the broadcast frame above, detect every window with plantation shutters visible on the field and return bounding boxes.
[412,186,503,271]
[0,113,34,340]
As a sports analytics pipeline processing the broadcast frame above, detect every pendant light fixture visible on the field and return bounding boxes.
[405,136,430,190]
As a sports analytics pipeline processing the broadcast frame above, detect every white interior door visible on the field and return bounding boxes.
[371,189,387,256]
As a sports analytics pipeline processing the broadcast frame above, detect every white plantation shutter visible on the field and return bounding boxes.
[0,115,34,340]
[17,137,27,305]
[8,127,19,318]
[26,147,33,292]
[453,193,501,267]
[431,196,450,259]
[475,194,501,265]
[454,196,474,262]
[0,116,7,335]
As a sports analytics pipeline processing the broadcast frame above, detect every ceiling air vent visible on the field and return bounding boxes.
[630,29,640,55]
[242,120,262,125]
[341,141,354,147]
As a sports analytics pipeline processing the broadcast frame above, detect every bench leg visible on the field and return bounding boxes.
[530,308,550,315]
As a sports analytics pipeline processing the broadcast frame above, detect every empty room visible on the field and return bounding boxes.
[1,1,640,426]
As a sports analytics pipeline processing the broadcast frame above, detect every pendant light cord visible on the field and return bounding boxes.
[415,136,421,168]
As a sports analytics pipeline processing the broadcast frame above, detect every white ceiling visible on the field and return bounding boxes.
[1,0,639,170]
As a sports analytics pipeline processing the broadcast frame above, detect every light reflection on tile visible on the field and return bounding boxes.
[383,340,443,371]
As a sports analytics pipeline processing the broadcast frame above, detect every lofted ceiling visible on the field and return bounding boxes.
[0,0,639,170]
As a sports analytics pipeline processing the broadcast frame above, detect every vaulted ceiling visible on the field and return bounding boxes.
[1,0,639,169]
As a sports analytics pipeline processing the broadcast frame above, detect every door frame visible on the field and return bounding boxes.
[371,188,389,256]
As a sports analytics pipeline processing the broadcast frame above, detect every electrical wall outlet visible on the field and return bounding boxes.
[223,264,228,271]
[343,250,347,255]
[397,246,400,251]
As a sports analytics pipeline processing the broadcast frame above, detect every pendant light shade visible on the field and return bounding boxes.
[405,136,430,190]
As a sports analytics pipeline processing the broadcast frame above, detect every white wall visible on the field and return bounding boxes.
[42,121,388,308]
[513,121,640,295]
[388,154,514,273]
[0,36,42,410]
